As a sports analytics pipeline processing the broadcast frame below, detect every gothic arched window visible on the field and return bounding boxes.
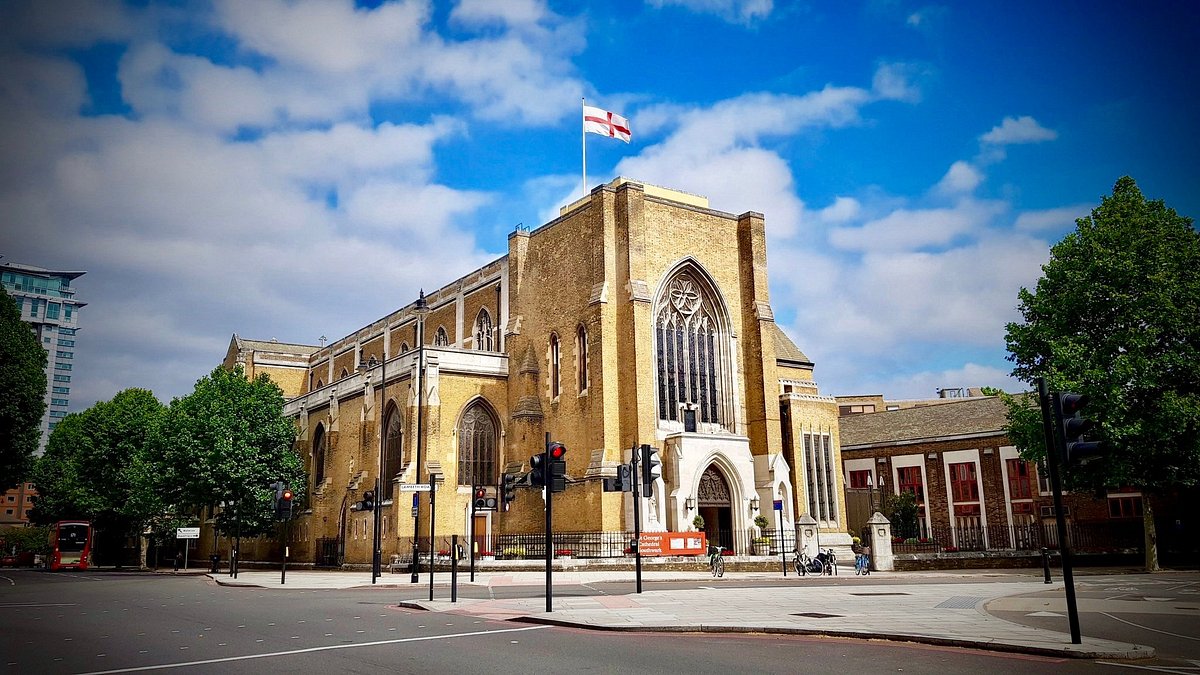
[313,424,327,487]
[434,326,449,346]
[654,268,731,429]
[457,401,498,486]
[475,309,493,351]
[549,333,561,399]
[576,324,588,392]
[382,403,402,501]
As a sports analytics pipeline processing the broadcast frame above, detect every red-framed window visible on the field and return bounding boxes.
[1006,458,1033,499]
[848,470,872,489]
[897,466,923,498]
[1108,496,1143,519]
[949,462,979,503]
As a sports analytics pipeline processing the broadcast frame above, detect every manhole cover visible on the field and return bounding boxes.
[792,612,843,618]
[850,592,910,596]
[935,596,984,609]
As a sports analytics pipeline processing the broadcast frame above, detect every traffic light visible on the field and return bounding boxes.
[362,490,375,512]
[641,444,662,492]
[501,473,517,508]
[1053,392,1104,466]
[603,463,632,492]
[274,482,294,520]
[473,486,497,511]
[548,442,567,493]
[529,453,546,487]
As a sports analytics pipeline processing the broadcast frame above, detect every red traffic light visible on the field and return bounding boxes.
[549,442,566,459]
[475,487,486,499]
[1060,393,1089,415]
[282,489,293,501]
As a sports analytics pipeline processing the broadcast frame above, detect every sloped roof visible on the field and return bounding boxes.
[770,324,811,365]
[838,396,1009,448]
[234,334,320,357]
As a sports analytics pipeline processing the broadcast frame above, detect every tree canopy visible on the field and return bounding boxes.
[0,286,47,490]
[152,365,303,538]
[1003,177,1199,571]
[30,389,165,537]
[1003,176,1200,495]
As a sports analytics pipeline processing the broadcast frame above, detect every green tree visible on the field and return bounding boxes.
[30,389,166,565]
[0,286,47,490]
[153,366,303,539]
[1003,176,1200,570]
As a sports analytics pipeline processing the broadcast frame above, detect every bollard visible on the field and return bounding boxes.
[209,554,220,573]
[1041,547,1052,584]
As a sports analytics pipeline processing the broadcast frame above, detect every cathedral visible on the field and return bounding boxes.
[223,178,849,565]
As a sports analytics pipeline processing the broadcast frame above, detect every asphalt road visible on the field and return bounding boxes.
[0,568,1193,674]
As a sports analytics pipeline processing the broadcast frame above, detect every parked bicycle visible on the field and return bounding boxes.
[707,544,725,578]
[796,547,825,571]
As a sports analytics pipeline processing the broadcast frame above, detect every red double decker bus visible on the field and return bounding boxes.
[48,521,92,570]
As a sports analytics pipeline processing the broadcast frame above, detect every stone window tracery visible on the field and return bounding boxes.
[654,270,729,429]
[475,309,493,351]
[458,401,498,486]
[434,326,449,346]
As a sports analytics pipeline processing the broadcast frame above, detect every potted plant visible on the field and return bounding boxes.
[692,514,705,531]
[752,514,771,555]
[480,551,495,561]
[501,546,525,560]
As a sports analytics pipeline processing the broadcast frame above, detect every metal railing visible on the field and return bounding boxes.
[890,521,1143,554]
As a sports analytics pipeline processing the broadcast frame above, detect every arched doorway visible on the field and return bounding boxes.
[698,466,733,552]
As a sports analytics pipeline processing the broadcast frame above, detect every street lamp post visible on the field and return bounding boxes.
[411,290,429,584]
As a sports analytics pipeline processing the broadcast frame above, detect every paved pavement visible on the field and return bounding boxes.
[204,567,1157,660]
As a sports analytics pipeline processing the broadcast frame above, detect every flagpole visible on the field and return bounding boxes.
[581,97,587,198]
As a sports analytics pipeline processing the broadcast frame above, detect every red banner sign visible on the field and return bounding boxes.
[638,531,707,556]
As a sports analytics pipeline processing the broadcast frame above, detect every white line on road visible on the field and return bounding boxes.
[73,625,550,675]
[1101,612,1200,642]
[0,575,14,586]
[0,602,79,608]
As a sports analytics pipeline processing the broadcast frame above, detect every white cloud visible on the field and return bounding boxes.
[1013,204,1090,232]
[935,160,983,194]
[871,62,922,103]
[818,197,861,223]
[647,0,774,25]
[980,115,1058,145]
[828,199,1004,252]
[451,0,552,28]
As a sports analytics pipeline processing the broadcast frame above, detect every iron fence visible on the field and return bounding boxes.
[891,521,1143,554]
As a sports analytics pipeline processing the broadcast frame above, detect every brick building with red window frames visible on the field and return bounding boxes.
[836,393,1168,555]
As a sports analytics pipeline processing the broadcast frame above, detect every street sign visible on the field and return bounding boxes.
[773,499,783,511]
[638,532,706,556]
[176,527,200,539]
[399,483,432,492]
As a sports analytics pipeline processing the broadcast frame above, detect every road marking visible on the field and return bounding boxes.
[75,625,550,675]
[1101,612,1200,642]
[0,602,78,608]
[1097,661,1200,673]
[0,575,14,586]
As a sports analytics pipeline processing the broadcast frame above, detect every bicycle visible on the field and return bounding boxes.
[855,549,871,575]
[707,544,725,578]
[793,547,826,576]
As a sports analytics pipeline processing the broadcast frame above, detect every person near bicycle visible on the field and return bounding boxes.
[855,543,871,575]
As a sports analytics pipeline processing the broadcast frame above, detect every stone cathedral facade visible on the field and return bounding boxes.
[223,179,849,565]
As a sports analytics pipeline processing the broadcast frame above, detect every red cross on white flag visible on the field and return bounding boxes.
[583,105,631,143]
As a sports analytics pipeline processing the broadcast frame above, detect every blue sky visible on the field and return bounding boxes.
[2,0,1197,410]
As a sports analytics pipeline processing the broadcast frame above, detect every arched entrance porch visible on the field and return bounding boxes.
[697,465,734,552]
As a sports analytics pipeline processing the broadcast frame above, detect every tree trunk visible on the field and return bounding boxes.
[139,534,149,570]
[1144,499,1160,572]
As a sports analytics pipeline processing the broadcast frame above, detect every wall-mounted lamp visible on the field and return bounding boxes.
[685,497,695,510]
[750,496,760,511]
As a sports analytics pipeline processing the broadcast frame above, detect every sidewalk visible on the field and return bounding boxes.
[207,568,1155,660]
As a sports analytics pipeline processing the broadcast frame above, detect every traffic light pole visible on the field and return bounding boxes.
[429,471,436,602]
[631,444,643,594]
[544,433,553,613]
[469,490,476,582]
[1038,377,1082,644]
